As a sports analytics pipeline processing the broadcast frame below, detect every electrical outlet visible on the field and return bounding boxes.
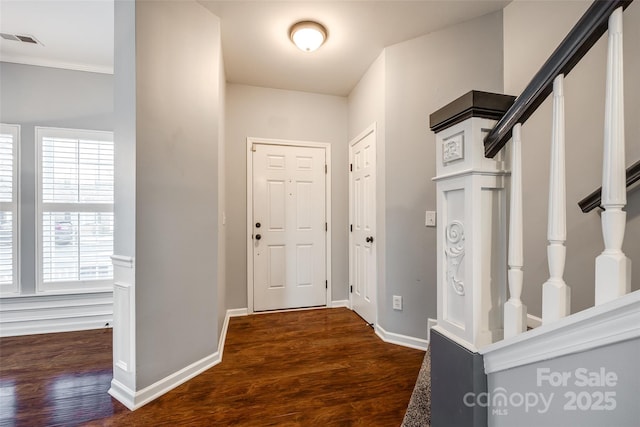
[392,295,402,310]
[425,211,436,227]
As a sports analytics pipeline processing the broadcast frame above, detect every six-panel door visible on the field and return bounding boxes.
[252,144,327,311]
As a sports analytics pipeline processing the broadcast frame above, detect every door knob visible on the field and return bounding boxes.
[366,236,374,243]
[255,234,262,240]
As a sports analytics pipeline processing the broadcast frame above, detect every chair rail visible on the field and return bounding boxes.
[483,0,633,158]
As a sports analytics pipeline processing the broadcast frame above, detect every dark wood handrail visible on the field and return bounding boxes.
[578,160,640,212]
[483,0,633,158]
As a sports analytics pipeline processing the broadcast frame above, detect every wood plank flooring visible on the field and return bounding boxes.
[0,308,425,426]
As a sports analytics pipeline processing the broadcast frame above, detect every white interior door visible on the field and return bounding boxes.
[350,127,376,324]
[252,143,327,311]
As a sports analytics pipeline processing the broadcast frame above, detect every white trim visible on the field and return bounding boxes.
[108,307,248,411]
[246,137,332,314]
[375,324,429,351]
[431,168,510,182]
[217,308,247,360]
[111,255,135,269]
[527,313,542,329]
[226,308,249,317]
[331,300,350,308]
[109,351,221,411]
[432,324,479,352]
[0,292,113,337]
[0,57,114,75]
[0,317,112,337]
[481,291,640,374]
[0,123,20,296]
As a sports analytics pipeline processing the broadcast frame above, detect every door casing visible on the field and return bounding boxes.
[246,137,332,314]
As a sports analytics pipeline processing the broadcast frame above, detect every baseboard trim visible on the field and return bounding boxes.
[2,318,113,337]
[109,350,222,411]
[527,314,542,329]
[375,324,429,351]
[331,300,349,308]
[109,307,248,411]
[0,293,113,337]
[218,308,248,360]
[227,308,248,317]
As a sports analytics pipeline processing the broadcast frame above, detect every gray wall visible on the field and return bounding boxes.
[349,11,504,339]
[114,0,136,260]
[133,0,223,389]
[225,84,348,309]
[503,0,640,316]
[0,62,114,295]
[488,338,640,427]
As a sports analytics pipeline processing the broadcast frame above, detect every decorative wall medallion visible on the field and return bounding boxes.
[443,132,464,165]
[445,220,465,296]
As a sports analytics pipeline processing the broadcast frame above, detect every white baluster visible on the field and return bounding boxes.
[596,7,631,305]
[504,124,527,338]
[542,74,570,324]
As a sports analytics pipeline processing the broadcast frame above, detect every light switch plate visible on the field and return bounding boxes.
[426,211,436,227]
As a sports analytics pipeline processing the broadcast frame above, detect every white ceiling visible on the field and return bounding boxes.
[0,0,114,74]
[0,0,510,96]
[200,0,510,95]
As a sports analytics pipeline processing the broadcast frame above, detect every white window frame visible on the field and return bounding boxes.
[0,124,20,296]
[35,126,114,294]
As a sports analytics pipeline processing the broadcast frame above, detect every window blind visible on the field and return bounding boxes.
[38,129,114,289]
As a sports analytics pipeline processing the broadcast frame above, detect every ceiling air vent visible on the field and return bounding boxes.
[16,35,38,44]
[0,33,42,45]
[0,33,19,41]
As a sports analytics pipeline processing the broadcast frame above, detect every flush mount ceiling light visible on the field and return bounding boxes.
[289,21,327,53]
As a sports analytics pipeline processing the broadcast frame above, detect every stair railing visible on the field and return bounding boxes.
[484,0,634,339]
[578,160,640,212]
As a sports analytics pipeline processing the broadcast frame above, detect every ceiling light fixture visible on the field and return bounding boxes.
[289,21,327,53]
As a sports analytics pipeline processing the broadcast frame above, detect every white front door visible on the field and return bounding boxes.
[349,126,377,324]
[252,143,327,311]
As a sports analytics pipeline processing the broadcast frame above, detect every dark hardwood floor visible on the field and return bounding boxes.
[0,308,425,426]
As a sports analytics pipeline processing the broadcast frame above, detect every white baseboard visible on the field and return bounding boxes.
[227,308,248,317]
[331,300,350,308]
[0,292,113,337]
[109,350,222,411]
[218,308,247,359]
[527,313,542,329]
[109,307,248,411]
[375,324,429,351]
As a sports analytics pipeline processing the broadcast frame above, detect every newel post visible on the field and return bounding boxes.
[429,91,515,351]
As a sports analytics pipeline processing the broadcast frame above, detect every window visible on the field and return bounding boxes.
[36,127,114,293]
[0,124,19,295]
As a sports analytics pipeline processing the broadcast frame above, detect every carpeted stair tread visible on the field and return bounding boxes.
[401,347,431,427]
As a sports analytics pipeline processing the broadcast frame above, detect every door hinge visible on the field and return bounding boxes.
[350,224,353,232]
[350,163,353,172]
[325,222,328,231]
[350,285,353,293]
[325,164,328,174]
[326,280,328,289]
